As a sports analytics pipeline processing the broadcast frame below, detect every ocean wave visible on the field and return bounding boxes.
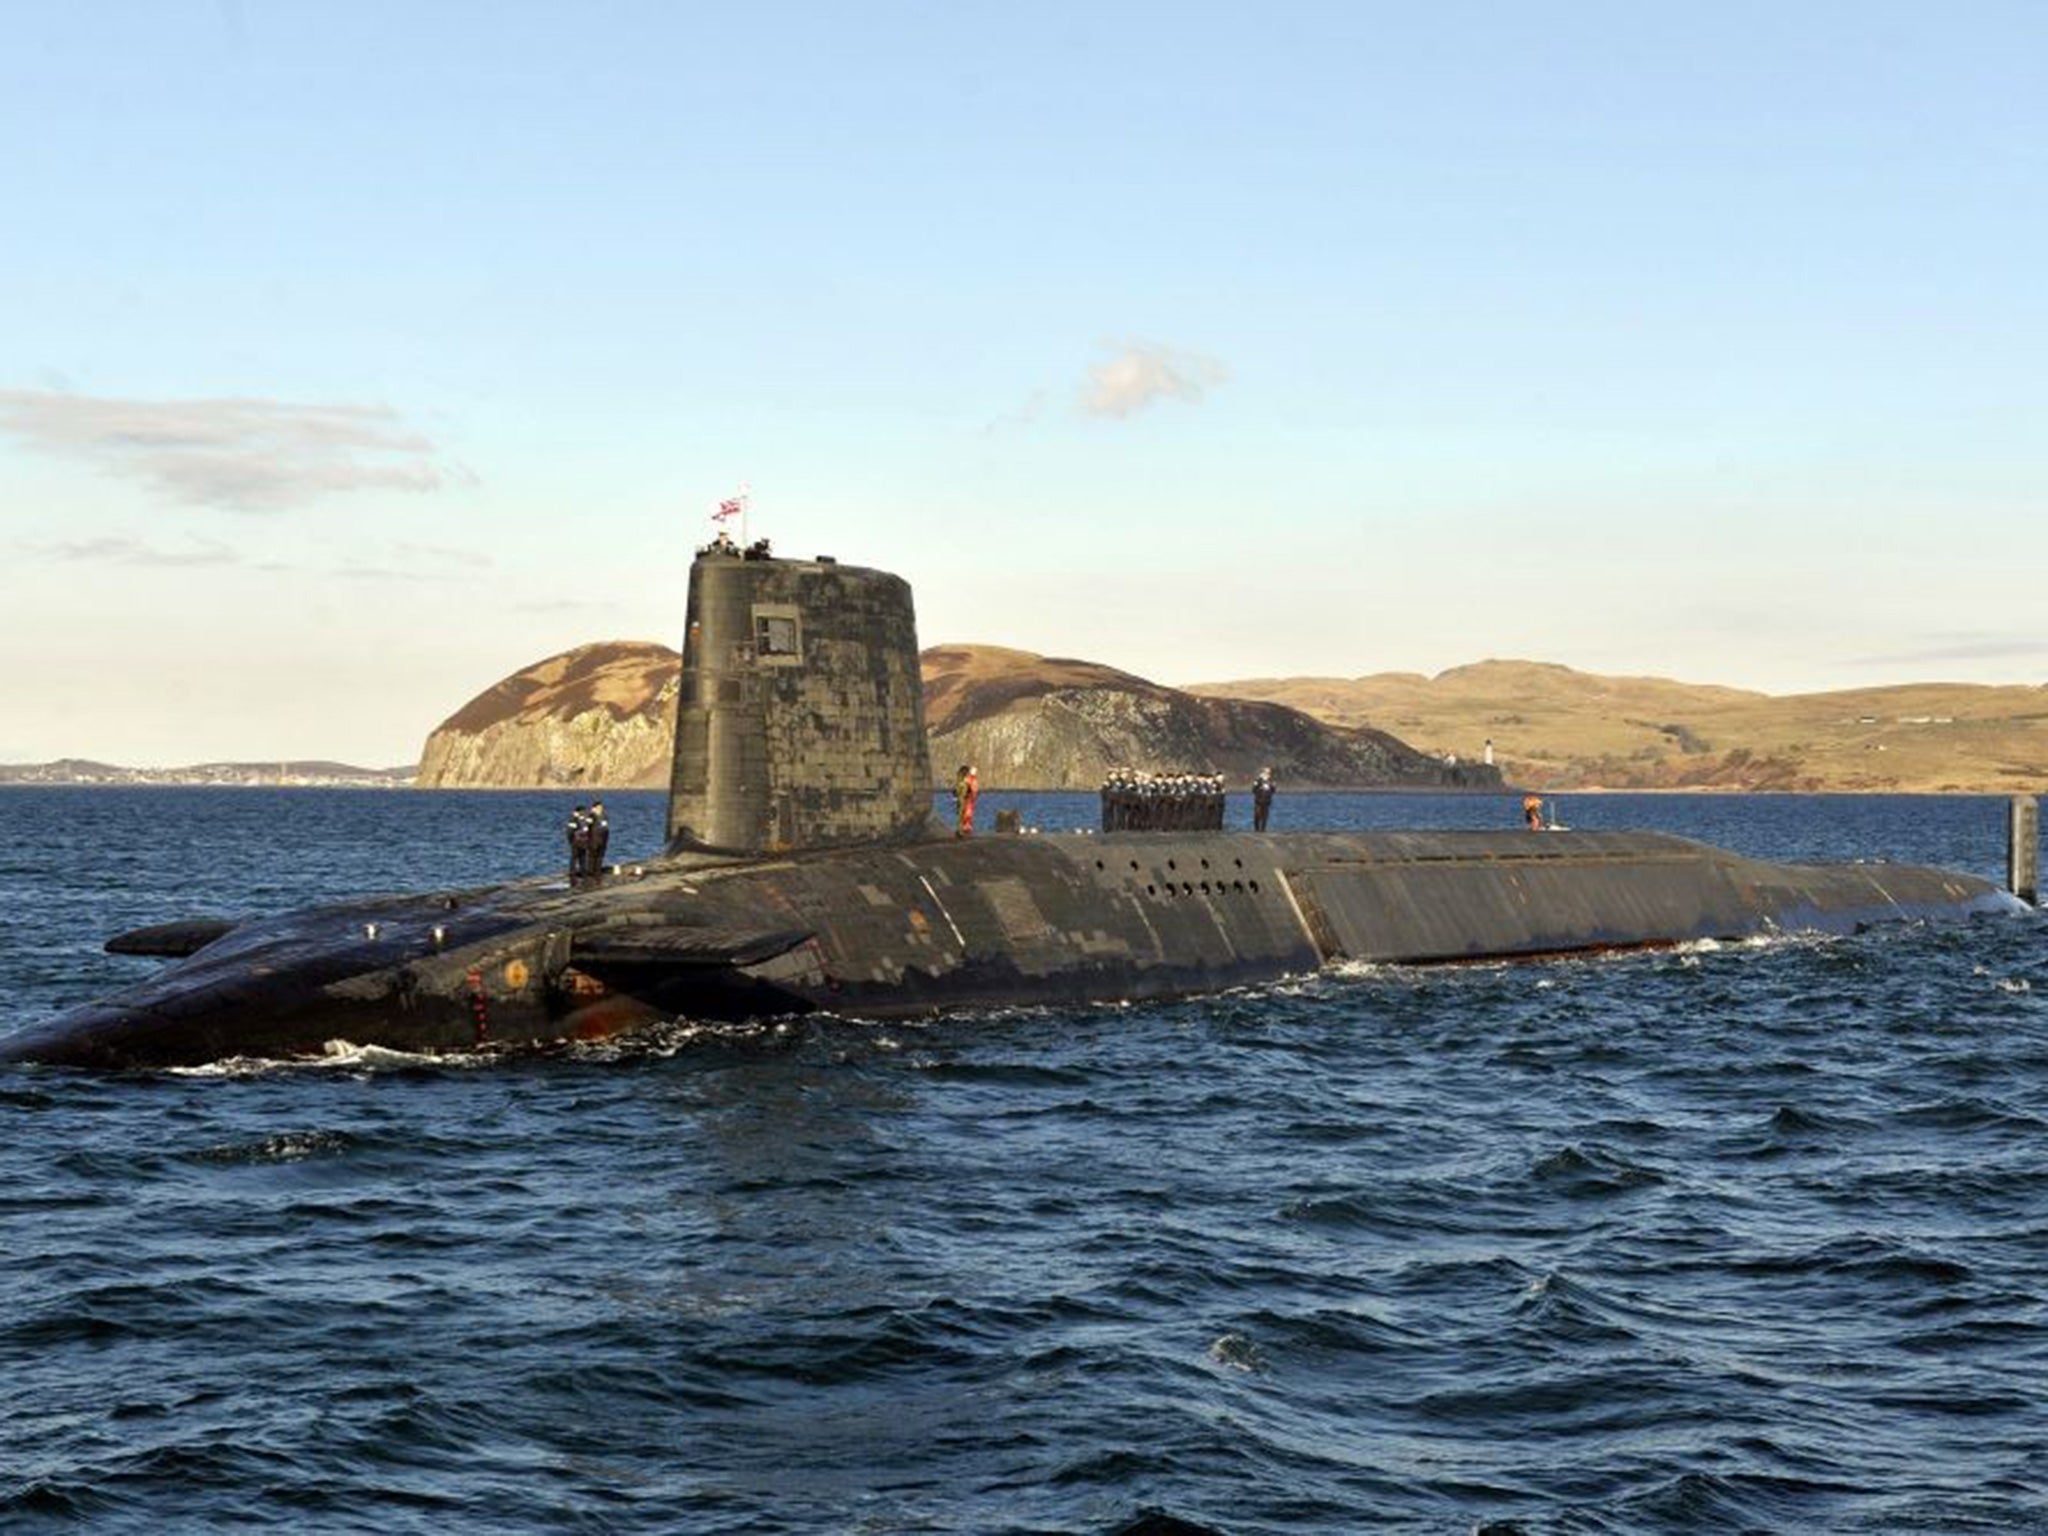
[7,790,2047,1532]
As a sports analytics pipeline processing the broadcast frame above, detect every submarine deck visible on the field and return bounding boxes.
[2,827,2020,1070]
[556,828,2019,1023]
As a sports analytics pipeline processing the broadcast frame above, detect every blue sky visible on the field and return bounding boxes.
[3,1,2043,764]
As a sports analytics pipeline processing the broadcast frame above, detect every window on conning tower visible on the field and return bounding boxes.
[756,614,799,657]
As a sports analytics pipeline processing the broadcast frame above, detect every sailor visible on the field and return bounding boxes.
[1252,768,1276,832]
[567,804,590,880]
[1523,793,1545,831]
[587,799,611,877]
[953,765,977,837]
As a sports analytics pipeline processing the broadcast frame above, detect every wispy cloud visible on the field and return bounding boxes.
[1852,634,2048,667]
[1083,340,1228,418]
[393,540,494,568]
[29,535,241,568]
[327,542,494,582]
[0,389,459,512]
[982,391,1049,436]
[331,565,440,583]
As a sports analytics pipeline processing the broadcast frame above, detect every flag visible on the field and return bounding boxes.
[712,486,749,523]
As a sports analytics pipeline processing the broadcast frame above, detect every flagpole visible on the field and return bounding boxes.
[710,486,751,549]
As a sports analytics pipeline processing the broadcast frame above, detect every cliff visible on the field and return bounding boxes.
[415,642,1495,791]
[415,643,681,789]
[921,645,1487,789]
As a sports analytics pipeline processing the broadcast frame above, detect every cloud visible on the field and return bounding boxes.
[29,535,241,568]
[1083,340,1228,418]
[982,391,1049,436]
[1852,635,2048,667]
[324,543,494,582]
[331,566,440,583]
[0,389,458,512]
[393,540,494,569]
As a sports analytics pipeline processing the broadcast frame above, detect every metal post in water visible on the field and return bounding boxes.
[2011,795,2040,906]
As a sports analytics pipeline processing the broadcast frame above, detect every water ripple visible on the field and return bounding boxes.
[1,789,2045,1531]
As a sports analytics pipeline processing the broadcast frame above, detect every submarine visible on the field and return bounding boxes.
[1,547,2035,1069]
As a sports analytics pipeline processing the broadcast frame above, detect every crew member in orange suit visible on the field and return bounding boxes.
[954,765,980,836]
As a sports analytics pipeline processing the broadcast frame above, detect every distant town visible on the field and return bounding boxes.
[0,759,415,789]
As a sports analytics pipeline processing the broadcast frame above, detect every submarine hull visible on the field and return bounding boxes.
[655,829,2025,1017]
[1,829,2026,1069]
[11,551,2027,1071]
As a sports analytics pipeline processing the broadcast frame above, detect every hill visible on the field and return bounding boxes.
[921,645,1485,789]
[414,642,682,789]
[1188,661,2048,792]
[413,641,1497,792]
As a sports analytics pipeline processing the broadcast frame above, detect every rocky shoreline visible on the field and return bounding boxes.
[0,760,413,788]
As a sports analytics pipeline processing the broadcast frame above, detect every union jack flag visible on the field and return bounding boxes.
[713,497,743,522]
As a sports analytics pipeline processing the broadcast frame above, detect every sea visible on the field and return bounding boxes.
[1,787,2043,1534]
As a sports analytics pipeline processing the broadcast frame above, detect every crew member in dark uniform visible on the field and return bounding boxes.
[587,800,610,877]
[567,804,589,881]
[1252,768,1276,832]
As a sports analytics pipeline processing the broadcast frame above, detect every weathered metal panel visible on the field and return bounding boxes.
[1290,842,1748,959]
[667,555,933,853]
[2012,796,2040,906]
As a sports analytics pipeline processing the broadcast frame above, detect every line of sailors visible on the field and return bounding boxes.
[566,801,610,882]
[1100,769,1230,833]
[703,531,774,560]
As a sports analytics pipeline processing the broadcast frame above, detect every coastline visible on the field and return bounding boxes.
[5,779,2037,798]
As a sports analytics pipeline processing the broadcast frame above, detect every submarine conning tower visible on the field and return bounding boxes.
[665,549,935,855]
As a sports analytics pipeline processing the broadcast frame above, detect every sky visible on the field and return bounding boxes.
[2,1,2043,766]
